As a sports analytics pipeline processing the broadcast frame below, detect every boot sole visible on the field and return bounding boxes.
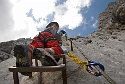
[14,45,32,76]
[33,48,57,66]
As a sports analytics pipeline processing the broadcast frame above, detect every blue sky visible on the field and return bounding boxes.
[62,0,116,37]
[0,0,116,42]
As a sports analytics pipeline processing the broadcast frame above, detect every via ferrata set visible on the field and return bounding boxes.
[61,46,105,77]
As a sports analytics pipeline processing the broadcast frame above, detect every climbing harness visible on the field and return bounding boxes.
[61,46,105,77]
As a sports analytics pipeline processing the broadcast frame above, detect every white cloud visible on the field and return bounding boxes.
[90,16,94,21]
[83,16,98,29]
[0,0,92,42]
[0,0,14,42]
[78,33,81,36]
[92,20,98,28]
[54,0,92,29]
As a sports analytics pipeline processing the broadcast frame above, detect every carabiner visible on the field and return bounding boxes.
[86,60,105,76]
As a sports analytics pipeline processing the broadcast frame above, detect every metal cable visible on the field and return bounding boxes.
[71,40,117,84]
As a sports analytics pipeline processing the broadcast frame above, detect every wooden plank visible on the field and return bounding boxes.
[62,69,67,84]
[9,64,66,72]
[53,54,65,58]
[13,72,19,84]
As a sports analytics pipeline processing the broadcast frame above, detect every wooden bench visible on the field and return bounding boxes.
[9,54,67,84]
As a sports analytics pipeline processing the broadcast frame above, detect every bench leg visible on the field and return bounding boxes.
[13,72,19,84]
[39,72,43,84]
[62,69,67,84]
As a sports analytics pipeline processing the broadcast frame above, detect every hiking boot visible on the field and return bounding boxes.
[33,48,57,66]
[14,44,33,76]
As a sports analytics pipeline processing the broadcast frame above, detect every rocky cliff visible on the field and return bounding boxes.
[0,0,125,84]
[0,38,32,62]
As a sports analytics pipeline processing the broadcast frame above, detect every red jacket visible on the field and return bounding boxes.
[30,31,63,55]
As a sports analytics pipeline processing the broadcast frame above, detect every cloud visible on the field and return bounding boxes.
[83,16,98,29]
[92,20,98,28]
[78,33,81,36]
[89,16,98,28]
[90,16,94,22]
[0,0,14,42]
[0,0,92,42]
[54,0,92,29]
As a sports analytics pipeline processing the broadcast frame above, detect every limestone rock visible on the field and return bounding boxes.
[1,0,125,84]
[99,0,125,30]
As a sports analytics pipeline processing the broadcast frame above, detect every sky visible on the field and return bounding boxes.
[0,0,116,42]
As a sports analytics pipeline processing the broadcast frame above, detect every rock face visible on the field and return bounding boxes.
[0,38,32,62]
[98,0,125,29]
[1,0,125,84]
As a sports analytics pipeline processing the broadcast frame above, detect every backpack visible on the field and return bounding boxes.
[31,31,57,48]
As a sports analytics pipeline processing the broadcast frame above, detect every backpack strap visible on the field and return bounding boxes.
[37,32,46,47]
[38,32,57,48]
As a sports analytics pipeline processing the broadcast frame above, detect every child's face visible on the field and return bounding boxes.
[51,24,59,31]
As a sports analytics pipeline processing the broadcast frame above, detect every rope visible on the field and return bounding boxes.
[67,52,88,70]
[66,51,104,76]
[70,40,117,84]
